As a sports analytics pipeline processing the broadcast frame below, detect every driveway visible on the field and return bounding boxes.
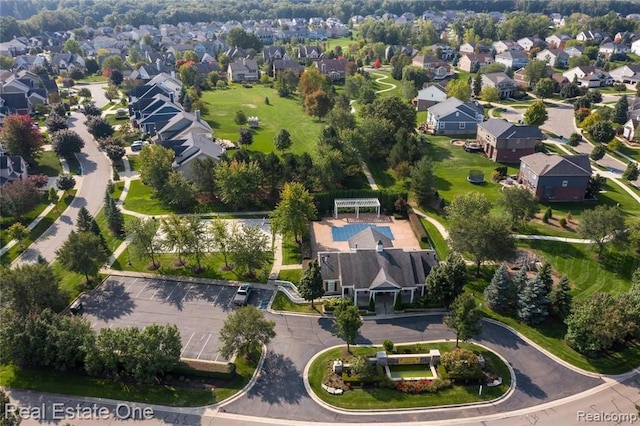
[15,112,112,263]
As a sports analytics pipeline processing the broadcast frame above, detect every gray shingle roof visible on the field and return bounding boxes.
[520,152,592,177]
[478,118,543,139]
[348,227,393,250]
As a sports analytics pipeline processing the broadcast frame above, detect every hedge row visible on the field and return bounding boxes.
[314,189,409,216]
[408,208,429,244]
[172,360,236,380]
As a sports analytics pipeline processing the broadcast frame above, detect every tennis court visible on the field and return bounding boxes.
[331,224,394,241]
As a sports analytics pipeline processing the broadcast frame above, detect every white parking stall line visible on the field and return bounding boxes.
[180,332,195,357]
[210,288,222,305]
[164,283,178,300]
[150,285,161,300]
[181,284,194,304]
[125,278,139,292]
[134,283,148,299]
[197,334,212,359]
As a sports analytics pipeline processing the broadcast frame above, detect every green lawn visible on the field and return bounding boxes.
[52,260,106,302]
[617,144,640,162]
[420,218,449,260]
[65,154,82,175]
[123,180,173,215]
[127,154,140,172]
[282,237,302,265]
[271,291,321,314]
[0,200,49,248]
[30,151,62,176]
[369,70,402,99]
[94,208,134,254]
[308,342,510,409]
[277,268,302,283]
[201,86,326,156]
[112,251,273,284]
[1,191,76,265]
[0,351,257,406]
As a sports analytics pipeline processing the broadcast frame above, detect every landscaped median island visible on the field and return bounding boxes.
[308,342,511,410]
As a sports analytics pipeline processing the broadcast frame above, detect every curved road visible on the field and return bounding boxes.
[15,112,112,263]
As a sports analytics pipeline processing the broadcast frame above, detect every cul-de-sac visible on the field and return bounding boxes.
[1,1,639,425]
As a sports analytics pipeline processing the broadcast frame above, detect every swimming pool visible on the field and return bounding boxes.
[331,224,394,241]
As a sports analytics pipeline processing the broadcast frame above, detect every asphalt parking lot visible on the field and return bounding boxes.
[78,276,274,362]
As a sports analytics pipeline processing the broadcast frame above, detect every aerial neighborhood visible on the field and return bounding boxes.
[1,0,640,424]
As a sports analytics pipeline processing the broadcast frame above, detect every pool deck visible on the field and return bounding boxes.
[310,214,421,257]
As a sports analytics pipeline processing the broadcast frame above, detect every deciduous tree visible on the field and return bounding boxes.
[534,78,554,99]
[84,116,114,139]
[446,193,516,276]
[56,173,76,192]
[523,100,548,126]
[45,113,68,132]
[270,182,317,246]
[7,222,29,248]
[229,225,270,278]
[445,78,471,102]
[51,129,85,157]
[1,114,43,164]
[622,162,639,181]
[0,263,67,317]
[425,253,467,307]
[215,160,262,210]
[126,217,162,269]
[56,231,108,283]
[577,205,626,257]
[589,121,615,143]
[499,186,539,228]
[138,144,174,192]
[161,171,196,210]
[444,292,483,347]
[304,89,333,121]
[298,260,324,308]
[219,306,275,361]
[210,218,233,269]
[333,301,362,353]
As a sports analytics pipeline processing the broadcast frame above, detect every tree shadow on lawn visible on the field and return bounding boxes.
[599,248,640,279]
[247,351,305,405]
[525,240,587,260]
[317,317,373,346]
[81,279,135,321]
[434,176,452,192]
[423,142,453,162]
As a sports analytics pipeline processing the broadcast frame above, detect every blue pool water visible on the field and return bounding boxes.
[331,224,394,241]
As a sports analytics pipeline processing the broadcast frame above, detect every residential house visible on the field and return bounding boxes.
[224,46,247,59]
[412,55,451,79]
[609,64,640,84]
[298,45,323,61]
[546,34,570,49]
[495,50,529,70]
[429,43,454,60]
[0,39,29,57]
[263,46,288,64]
[477,119,543,163]
[317,227,438,307]
[384,45,416,61]
[576,31,604,43]
[272,59,304,77]
[614,31,638,44]
[413,83,447,111]
[315,58,347,82]
[599,42,629,59]
[519,153,593,202]
[227,58,259,82]
[0,144,28,186]
[536,49,569,68]
[458,53,493,73]
[632,39,640,55]
[513,66,566,89]
[459,42,489,54]
[563,66,612,87]
[146,73,182,98]
[481,72,516,99]
[517,36,545,51]
[133,95,183,135]
[492,40,521,54]
[425,97,484,135]
[623,118,639,141]
[12,55,47,72]
[50,53,86,74]
[563,45,585,57]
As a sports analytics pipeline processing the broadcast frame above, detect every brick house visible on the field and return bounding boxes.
[477,118,543,163]
[519,153,592,202]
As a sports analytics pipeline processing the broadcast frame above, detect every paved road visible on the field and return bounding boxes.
[79,82,110,108]
[15,112,112,263]
[224,314,603,423]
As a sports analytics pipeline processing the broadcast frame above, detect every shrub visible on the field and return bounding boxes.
[559,218,567,228]
[543,207,552,223]
[606,139,621,152]
[396,378,452,394]
[408,209,429,244]
[566,212,573,222]
[568,133,582,146]
[441,348,484,381]
[383,340,394,352]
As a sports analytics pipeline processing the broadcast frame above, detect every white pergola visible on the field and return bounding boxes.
[334,198,381,219]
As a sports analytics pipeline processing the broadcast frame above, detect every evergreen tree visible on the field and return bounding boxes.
[76,206,94,233]
[103,190,124,236]
[512,268,528,294]
[484,265,512,313]
[613,94,629,125]
[472,73,482,97]
[411,157,436,207]
[517,276,550,325]
[536,263,554,294]
[425,253,467,307]
[298,260,324,308]
[550,275,572,320]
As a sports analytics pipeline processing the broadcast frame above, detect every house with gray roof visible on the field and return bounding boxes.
[609,64,640,85]
[477,118,543,163]
[227,58,259,82]
[495,50,529,70]
[425,97,483,135]
[481,72,516,99]
[519,153,592,202]
[317,227,438,307]
[0,144,28,186]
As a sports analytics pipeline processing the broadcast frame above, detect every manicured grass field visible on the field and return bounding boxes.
[65,154,82,175]
[369,70,402,99]
[282,237,303,265]
[271,291,321,314]
[0,200,49,248]
[200,86,326,156]
[420,218,449,260]
[0,350,257,406]
[30,151,63,176]
[617,144,640,162]
[308,342,510,409]
[112,251,273,284]
[1,191,76,265]
[277,268,302,283]
[122,179,172,215]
